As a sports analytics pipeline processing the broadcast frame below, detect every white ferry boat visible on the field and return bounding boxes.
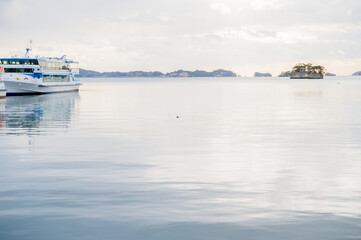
[0,46,81,95]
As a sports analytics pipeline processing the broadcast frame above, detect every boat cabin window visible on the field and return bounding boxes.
[0,59,39,65]
[43,74,70,82]
[9,60,20,65]
[4,68,34,73]
[39,61,69,70]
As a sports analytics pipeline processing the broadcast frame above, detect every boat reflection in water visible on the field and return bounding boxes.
[0,92,79,136]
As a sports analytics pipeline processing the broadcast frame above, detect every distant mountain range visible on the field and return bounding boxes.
[78,68,361,78]
[78,69,237,78]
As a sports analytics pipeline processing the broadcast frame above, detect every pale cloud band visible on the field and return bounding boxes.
[0,0,361,76]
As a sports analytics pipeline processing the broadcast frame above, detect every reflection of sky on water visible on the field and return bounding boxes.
[1,78,361,239]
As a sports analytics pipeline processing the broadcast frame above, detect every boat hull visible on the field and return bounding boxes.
[4,80,80,95]
[0,81,6,98]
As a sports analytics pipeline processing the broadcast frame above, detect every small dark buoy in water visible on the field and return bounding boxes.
[176,116,180,118]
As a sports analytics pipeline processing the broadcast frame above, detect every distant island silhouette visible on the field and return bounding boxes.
[325,73,336,77]
[254,72,272,77]
[78,69,237,78]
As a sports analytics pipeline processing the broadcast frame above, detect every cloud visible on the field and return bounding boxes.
[211,3,232,14]
[252,0,283,10]
[210,26,317,44]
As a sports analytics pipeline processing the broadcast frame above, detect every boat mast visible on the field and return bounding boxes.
[25,40,32,58]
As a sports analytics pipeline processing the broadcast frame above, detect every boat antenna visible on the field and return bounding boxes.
[25,40,32,58]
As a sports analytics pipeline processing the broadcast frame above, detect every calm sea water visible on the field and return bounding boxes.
[1,77,361,240]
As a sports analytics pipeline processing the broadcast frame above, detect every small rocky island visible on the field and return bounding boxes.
[290,63,326,79]
[352,71,361,76]
[254,72,272,77]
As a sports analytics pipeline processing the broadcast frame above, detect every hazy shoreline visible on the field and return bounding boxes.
[79,68,361,78]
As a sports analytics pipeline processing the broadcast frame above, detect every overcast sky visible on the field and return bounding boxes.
[1,0,361,76]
